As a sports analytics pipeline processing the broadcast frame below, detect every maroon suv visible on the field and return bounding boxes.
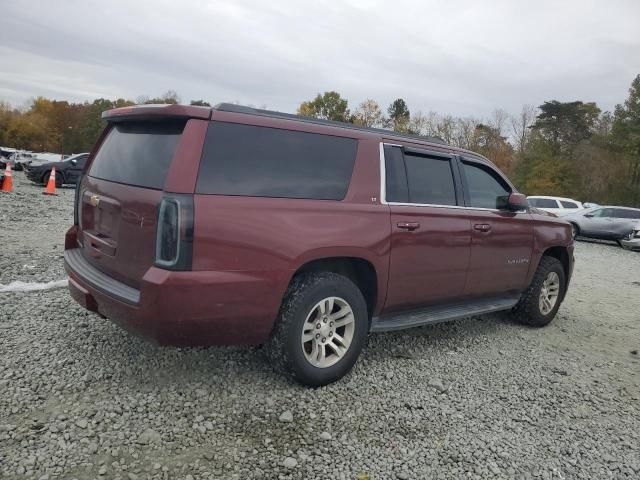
[64,103,574,386]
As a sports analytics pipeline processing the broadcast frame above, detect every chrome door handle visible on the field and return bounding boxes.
[397,222,420,231]
[473,223,491,232]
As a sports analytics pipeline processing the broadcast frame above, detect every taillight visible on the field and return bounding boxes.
[73,177,83,225]
[154,194,194,270]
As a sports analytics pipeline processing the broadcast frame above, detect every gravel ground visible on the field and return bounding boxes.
[1,173,639,479]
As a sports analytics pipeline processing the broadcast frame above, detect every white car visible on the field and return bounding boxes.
[527,196,584,217]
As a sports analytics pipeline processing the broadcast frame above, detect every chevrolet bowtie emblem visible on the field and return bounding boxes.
[89,194,100,207]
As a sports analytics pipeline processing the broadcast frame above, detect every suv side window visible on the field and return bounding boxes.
[529,198,559,208]
[592,208,614,218]
[462,161,511,209]
[384,145,408,203]
[613,208,640,219]
[560,200,579,209]
[403,153,457,206]
[196,122,357,200]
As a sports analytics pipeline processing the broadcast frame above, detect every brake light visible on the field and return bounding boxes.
[73,178,83,225]
[154,194,194,270]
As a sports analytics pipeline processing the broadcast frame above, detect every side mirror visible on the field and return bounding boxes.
[71,159,77,165]
[498,193,528,211]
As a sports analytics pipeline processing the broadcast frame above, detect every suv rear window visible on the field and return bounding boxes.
[560,200,579,209]
[89,121,184,189]
[196,122,357,200]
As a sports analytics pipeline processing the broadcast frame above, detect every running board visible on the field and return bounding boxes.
[370,295,520,332]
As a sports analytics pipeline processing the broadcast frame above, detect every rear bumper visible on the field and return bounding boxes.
[63,247,289,346]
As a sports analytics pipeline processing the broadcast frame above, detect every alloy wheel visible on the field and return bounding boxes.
[301,296,355,368]
[539,271,560,315]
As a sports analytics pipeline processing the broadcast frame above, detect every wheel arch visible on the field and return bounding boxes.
[540,245,571,300]
[289,256,380,320]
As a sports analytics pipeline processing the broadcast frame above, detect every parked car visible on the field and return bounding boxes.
[10,151,36,171]
[24,153,89,187]
[64,103,574,386]
[620,222,640,250]
[564,206,640,243]
[527,196,583,216]
[582,202,600,209]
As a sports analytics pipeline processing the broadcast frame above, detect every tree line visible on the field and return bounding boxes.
[297,76,640,207]
[1,76,638,206]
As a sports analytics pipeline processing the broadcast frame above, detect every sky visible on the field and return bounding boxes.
[1,0,639,118]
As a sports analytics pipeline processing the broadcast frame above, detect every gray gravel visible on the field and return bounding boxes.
[1,173,640,479]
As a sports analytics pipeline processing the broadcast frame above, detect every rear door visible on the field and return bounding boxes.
[384,144,471,311]
[459,158,533,297]
[611,208,640,238]
[77,120,191,288]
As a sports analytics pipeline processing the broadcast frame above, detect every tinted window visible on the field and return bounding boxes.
[403,154,456,205]
[560,200,579,209]
[196,122,357,200]
[463,162,511,209]
[613,208,640,219]
[89,122,183,189]
[384,145,408,203]
[592,208,614,218]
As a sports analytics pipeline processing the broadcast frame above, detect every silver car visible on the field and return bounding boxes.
[564,206,640,244]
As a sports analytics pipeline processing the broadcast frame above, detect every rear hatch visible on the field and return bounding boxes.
[77,119,186,289]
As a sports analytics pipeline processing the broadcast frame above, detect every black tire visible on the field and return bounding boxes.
[264,272,368,387]
[512,256,565,327]
[570,223,579,239]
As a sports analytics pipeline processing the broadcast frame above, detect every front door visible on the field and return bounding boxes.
[580,208,615,238]
[459,158,533,297]
[383,144,471,311]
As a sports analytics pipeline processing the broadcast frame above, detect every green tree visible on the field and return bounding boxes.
[190,99,211,107]
[611,74,640,205]
[531,100,600,156]
[297,91,350,122]
[387,98,410,131]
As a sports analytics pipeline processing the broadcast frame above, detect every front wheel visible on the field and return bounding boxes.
[265,272,368,387]
[512,256,565,327]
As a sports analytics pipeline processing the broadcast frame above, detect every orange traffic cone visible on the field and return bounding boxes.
[43,167,58,195]
[1,163,13,192]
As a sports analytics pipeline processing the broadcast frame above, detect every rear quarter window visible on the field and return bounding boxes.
[196,122,357,200]
[89,121,184,189]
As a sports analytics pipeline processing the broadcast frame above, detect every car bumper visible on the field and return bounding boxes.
[24,169,42,183]
[63,245,289,346]
[620,237,640,250]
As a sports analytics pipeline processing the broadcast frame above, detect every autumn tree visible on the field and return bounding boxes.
[352,99,384,127]
[190,99,211,107]
[297,91,350,122]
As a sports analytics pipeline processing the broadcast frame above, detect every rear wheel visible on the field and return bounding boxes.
[265,272,368,387]
[512,256,565,327]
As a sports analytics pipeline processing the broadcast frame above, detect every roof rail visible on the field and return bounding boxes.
[213,103,446,145]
